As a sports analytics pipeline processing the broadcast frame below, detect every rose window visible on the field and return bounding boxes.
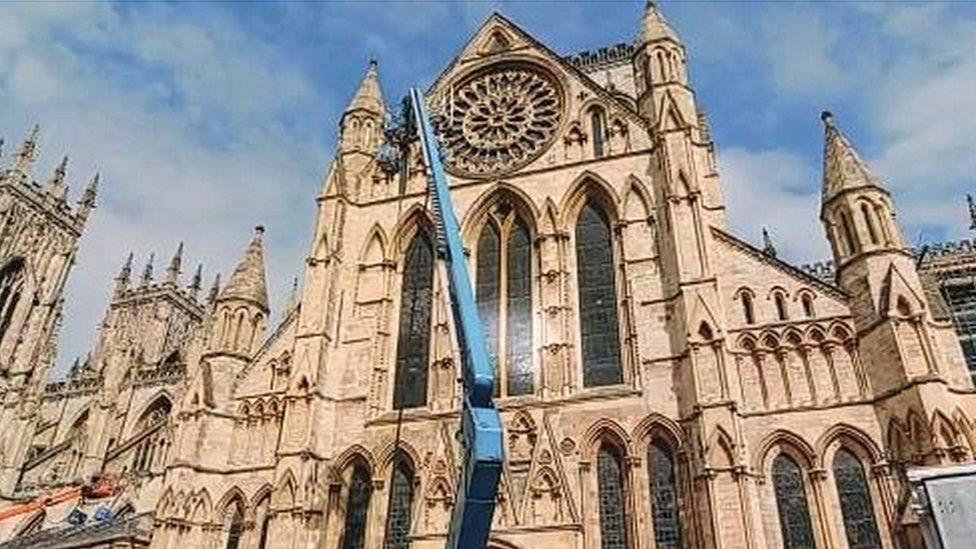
[436,65,562,177]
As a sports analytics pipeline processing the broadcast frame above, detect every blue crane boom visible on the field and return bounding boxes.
[409,88,504,549]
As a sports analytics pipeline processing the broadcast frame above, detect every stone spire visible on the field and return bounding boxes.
[46,155,69,202]
[762,227,777,258]
[345,59,385,116]
[821,111,886,204]
[141,253,155,287]
[77,172,98,222]
[189,263,203,299]
[11,124,40,180]
[968,194,976,231]
[115,252,134,295]
[218,226,269,312]
[166,242,184,285]
[637,1,680,45]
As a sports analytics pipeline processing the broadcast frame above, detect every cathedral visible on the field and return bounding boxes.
[2,3,976,548]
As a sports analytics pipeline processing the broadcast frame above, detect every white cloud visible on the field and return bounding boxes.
[0,3,323,375]
[720,147,828,264]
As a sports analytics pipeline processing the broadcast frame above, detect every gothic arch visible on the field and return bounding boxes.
[707,426,736,469]
[557,171,621,230]
[275,469,298,508]
[583,418,631,461]
[951,408,976,454]
[461,181,541,241]
[754,429,816,473]
[359,223,389,264]
[129,391,174,437]
[623,176,653,214]
[632,413,684,453]
[333,444,376,478]
[907,408,931,456]
[215,486,248,521]
[158,487,175,517]
[375,440,422,477]
[736,333,757,352]
[815,423,882,469]
[540,198,560,235]
[392,203,436,254]
[191,489,214,523]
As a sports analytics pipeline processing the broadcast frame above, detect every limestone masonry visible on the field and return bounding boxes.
[1,4,976,549]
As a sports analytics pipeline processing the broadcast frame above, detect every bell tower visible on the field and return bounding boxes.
[0,125,98,498]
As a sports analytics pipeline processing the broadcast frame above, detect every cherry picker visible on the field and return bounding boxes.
[408,88,504,549]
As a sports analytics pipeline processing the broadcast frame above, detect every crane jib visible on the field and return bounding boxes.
[409,88,504,549]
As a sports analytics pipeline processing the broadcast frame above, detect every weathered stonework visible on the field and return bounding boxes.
[2,4,976,549]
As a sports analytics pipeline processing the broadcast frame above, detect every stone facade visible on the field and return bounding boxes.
[3,4,976,549]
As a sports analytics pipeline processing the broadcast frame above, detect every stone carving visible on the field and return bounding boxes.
[437,64,562,177]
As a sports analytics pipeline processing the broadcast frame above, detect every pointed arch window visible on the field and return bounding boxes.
[774,292,789,321]
[394,232,434,409]
[742,292,755,325]
[342,465,373,549]
[771,454,816,549]
[861,203,879,245]
[0,258,25,345]
[840,211,859,255]
[833,449,881,549]
[598,443,629,548]
[591,108,607,159]
[225,504,244,549]
[474,213,534,397]
[648,438,681,549]
[384,459,415,549]
[597,443,629,548]
[576,201,622,387]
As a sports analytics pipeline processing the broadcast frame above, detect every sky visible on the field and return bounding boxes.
[1,0,975,378]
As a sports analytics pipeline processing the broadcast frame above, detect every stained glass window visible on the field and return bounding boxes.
[474,215,534,397]
[833,450,881,549]
[772,454,816,549]
[0,258,24,344]
[476,223,501,393]
[577,201,622,387]
[506,219,533,395]
[598,444,629,549]
[394,233,434,409]
[225,505,244,549]
[343,466,373,549]
[649,438,681,549]
[384,460,415,549]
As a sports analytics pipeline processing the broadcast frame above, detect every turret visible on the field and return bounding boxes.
[206,226,269,357]
[632,1,697,130]
[819,111,904,266]
[340,60,385,171]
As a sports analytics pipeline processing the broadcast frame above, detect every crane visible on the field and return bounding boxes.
[408,88,504,549]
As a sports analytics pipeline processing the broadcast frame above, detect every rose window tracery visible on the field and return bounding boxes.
[436,65,562,177]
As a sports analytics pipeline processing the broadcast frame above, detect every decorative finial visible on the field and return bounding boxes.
[190,263,203,298]
[255,225,265,235]
[762,227,777,258]
[288,276,299,311]
[12,124,40,179]
[207,273,221,304]
[968,194,976,231]
[820,110,834,127]
[166,242,183,284]
[47,155,69,202]
[141,253,155,286]
[115,252,134,295]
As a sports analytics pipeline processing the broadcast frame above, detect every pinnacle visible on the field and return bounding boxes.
[821,111,886,203]
[762,227,777,258]
[218,225,269,311]
[345,59,385,116]
[166,242,184,284]
[637,0,680,45]
[967,193,976,231]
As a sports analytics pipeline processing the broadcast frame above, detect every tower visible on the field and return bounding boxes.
[0,125,98,498]
[819,112,972,461]
[339,60,386,176]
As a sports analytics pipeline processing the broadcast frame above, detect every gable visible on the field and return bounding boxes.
[424,13,651,180]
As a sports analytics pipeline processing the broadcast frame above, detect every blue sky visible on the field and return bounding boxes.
[2,0,975,377]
